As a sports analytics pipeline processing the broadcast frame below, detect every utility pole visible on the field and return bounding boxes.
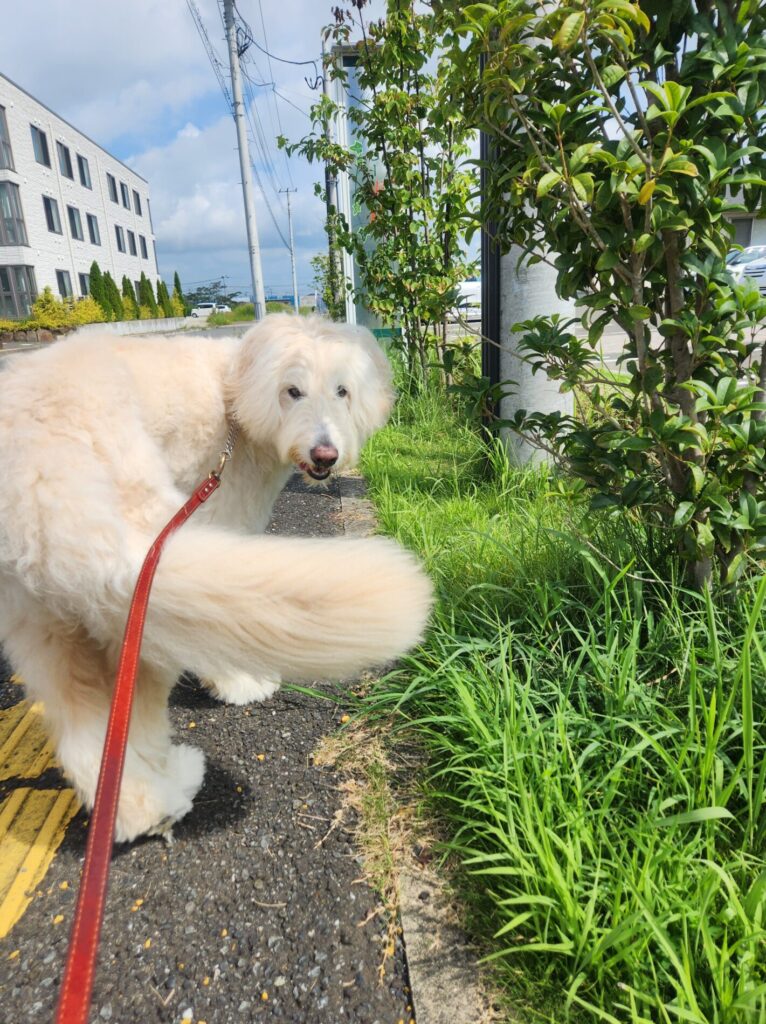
[223,0,266,320]
[279,188,299,313]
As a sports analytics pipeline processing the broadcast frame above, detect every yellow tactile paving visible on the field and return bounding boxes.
[0,694,80,939]
[0,702,56,782]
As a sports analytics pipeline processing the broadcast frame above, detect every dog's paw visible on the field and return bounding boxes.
[202,670,281,706]
[114,744,206,842]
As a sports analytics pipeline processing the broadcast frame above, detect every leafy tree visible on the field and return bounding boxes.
[184,279,238,308]
[121,276,138,320]
[310,253,345,321]
[88,261,111,319]
[172,271,187,314]
[450,0,766,586]
[138,272,159,318]
[288,0,477,385]
[102,272,124,322]
[156,279,174,317]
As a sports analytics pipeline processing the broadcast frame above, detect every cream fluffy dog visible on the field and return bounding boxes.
[0,314,432,841]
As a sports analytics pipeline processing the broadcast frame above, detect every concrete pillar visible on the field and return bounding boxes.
[498,247,574,464]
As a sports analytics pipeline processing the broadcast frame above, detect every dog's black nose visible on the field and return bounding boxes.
[310,444,338,468]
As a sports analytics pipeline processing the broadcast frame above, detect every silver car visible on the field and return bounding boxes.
[728,246,766,294]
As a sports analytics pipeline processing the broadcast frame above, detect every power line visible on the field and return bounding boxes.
[273,88,311,119]
[256,0,294,188]
[232,0,321,77]
[186,0,232,110]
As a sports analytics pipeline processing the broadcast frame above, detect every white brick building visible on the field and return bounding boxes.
[0,72,159,319]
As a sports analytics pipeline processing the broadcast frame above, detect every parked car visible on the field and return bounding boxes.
[726,244,766,267]
[728,246,766,294]
[215,303,232,313]
[190,302,217,318]
[456,277,481,311]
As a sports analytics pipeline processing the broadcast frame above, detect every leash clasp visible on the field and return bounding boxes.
[211,420,240,480]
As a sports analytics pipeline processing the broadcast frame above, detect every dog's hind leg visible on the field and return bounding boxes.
[201,670,281,705]
[3,598,204,842]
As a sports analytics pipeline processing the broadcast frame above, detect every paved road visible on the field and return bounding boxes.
[0,475,413,1024]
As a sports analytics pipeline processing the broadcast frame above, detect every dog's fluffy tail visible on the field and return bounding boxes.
[139,527,433,681]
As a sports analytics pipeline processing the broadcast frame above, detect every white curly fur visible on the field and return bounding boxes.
[0,314,432,841]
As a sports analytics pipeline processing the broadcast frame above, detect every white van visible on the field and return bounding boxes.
[190,302,216,318]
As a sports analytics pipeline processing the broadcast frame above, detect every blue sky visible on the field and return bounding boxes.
[0,0,376,297]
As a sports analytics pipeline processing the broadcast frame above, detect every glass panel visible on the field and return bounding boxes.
[0,182,28,246]
[139,235,148,259]
[43,196,62,234]
[57,141,73,178]
[127,230,136,256]
[14,266,36,315]
[30,125,51,167]
[133,191,142,216]
[87,213,101,246]
[120,182,130,209]
[67,206,83,241]
[0,266,15,318]
[0,106,14,171]
[107,174,118,202]
[77,154,92,189]
[55,270,72,298]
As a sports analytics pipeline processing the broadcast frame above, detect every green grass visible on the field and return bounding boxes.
[207,303,255,326]
[359,391,766,1023]
[207,301,316,326]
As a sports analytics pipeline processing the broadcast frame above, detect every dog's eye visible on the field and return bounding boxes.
[287,386,303,400]
[337,385,349,398]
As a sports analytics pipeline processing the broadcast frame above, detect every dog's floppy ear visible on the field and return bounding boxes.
[342,324,395,440]
[227,318,284,443]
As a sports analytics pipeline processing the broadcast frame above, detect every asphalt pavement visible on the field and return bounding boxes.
[0,474,414,1024]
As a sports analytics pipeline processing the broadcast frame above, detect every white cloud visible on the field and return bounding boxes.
[1,0,345,292]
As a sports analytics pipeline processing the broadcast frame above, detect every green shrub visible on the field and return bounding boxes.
[30,287,71,329]
[68,296,107,326]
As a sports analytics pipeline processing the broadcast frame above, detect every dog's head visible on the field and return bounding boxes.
[229,314,394,480]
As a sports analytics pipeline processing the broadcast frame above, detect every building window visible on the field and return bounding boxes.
[127,229,137,256]
[78,272,90,296]
[0,265,37,319]
[106,173,118,203]
[55,269,73,298]
[57,141,74,179]
[0,106,14,171]
[120,182,130,209]
[0,182,28,246]
[86,212,101,246]
[115,225,125,253]
[30,125,51,167]
[139,235,148,259]
[732,218,753,248]
[43,195,62,234]
[77,154,92,189]
[67,205,84,241]
[132,190,142,216]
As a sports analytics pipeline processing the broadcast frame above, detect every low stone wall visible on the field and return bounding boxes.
[70,316,190,337]
[0,316,194,349]
[0,327,64,347]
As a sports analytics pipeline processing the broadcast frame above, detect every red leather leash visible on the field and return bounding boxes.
[54,428,237,1024]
